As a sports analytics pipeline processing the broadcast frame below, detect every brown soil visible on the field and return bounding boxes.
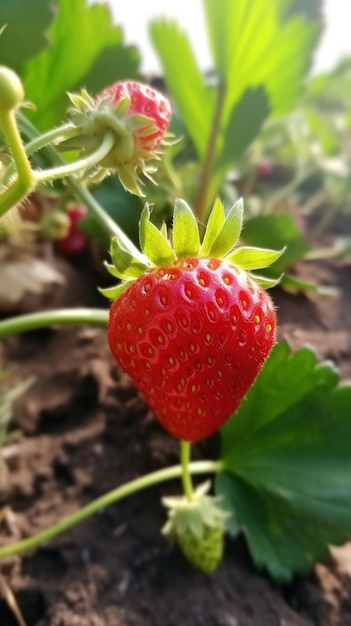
[0,226,351,626]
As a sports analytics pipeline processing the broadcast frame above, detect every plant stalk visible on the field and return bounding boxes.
[32,131,115,184]
[23,122,80,155]
[193,82,226,225]
[1,122,79,186]
[180,440,194,501]
[16,113,145,260]
[0,460,222,560]
[0,308,109,339]
[0,110,34,217]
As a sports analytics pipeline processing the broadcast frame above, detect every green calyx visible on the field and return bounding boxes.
[58,90,163,195]
[162,481,229,573]
[102,196,285,301]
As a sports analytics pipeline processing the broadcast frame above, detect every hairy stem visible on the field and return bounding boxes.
[0,110,34,218]
[24,123,80,155]
[0,460,222,560]
[2,122,79,185]
[16,113,145,260]
[0,308,109,339]
[33,131,114,184]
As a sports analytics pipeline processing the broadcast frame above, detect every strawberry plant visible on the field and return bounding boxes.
[0,1,351,614]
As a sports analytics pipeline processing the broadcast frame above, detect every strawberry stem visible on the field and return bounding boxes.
[193,82,226,225]
[180,440,195,501]
[0,308,109,339]
[1,122,80,186]
[0,460,222,560]
[32,131,115,184]
[14,113,145,260]
[0,109,34,218]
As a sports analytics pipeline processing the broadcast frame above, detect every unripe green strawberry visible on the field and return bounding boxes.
[104,197,283,443]
[162,481,228,573]
[177,519,225,574]
[40,209,70,240]
[65,81,171,195]
[0,66,24,113]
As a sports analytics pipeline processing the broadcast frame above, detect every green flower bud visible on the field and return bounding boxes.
[0,66,24,112]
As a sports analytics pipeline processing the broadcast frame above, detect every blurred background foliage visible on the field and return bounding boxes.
[0,0,350,288]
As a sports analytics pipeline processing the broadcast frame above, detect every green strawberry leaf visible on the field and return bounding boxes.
[203,0,321,116]
[152,0,320,212]
[139,204,176,266]
[250,274,283,290]
[21,0,140,129]
[149,18,215,160]
[211,198,243,258]
[99,282,130,301]
[172,199,200,258]
[242,213,312,277]
[215,87,270,172]
[216,341,351,582]
[200,197,226,258]
[202,198,243,259]
[0,0,55,69]
[109,237,149,280]
[226,246,285,270]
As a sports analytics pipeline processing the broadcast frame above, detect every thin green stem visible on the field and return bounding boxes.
[66,177,146,262]
[0,308,109,339]
[0,110,34,218]
[32,131,115,184]
[0,110,33,189]
[180,440,194,501]
[193,82,226,225]
[0,460,222,560]
[25,123,79,156]
[1,122,79,185]
[0,178,29,218]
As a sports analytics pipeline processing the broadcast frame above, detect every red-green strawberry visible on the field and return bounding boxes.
[98,80,171,153]
[64,81,171,195]
[104,197,283,442]
[162,481,228,574]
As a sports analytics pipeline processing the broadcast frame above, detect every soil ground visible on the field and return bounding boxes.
[0,217,351,626]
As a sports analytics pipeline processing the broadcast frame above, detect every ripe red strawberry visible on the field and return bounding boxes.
[104,197,282,442]
[56,205,88,257]
[66,81,171,195]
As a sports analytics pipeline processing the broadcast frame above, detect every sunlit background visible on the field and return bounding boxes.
[104,0,350,76]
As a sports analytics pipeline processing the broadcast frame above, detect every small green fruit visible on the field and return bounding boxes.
[162,481,229,574]
[0,66,24,112]
[40,210,70,240]
[178,519,225,574]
